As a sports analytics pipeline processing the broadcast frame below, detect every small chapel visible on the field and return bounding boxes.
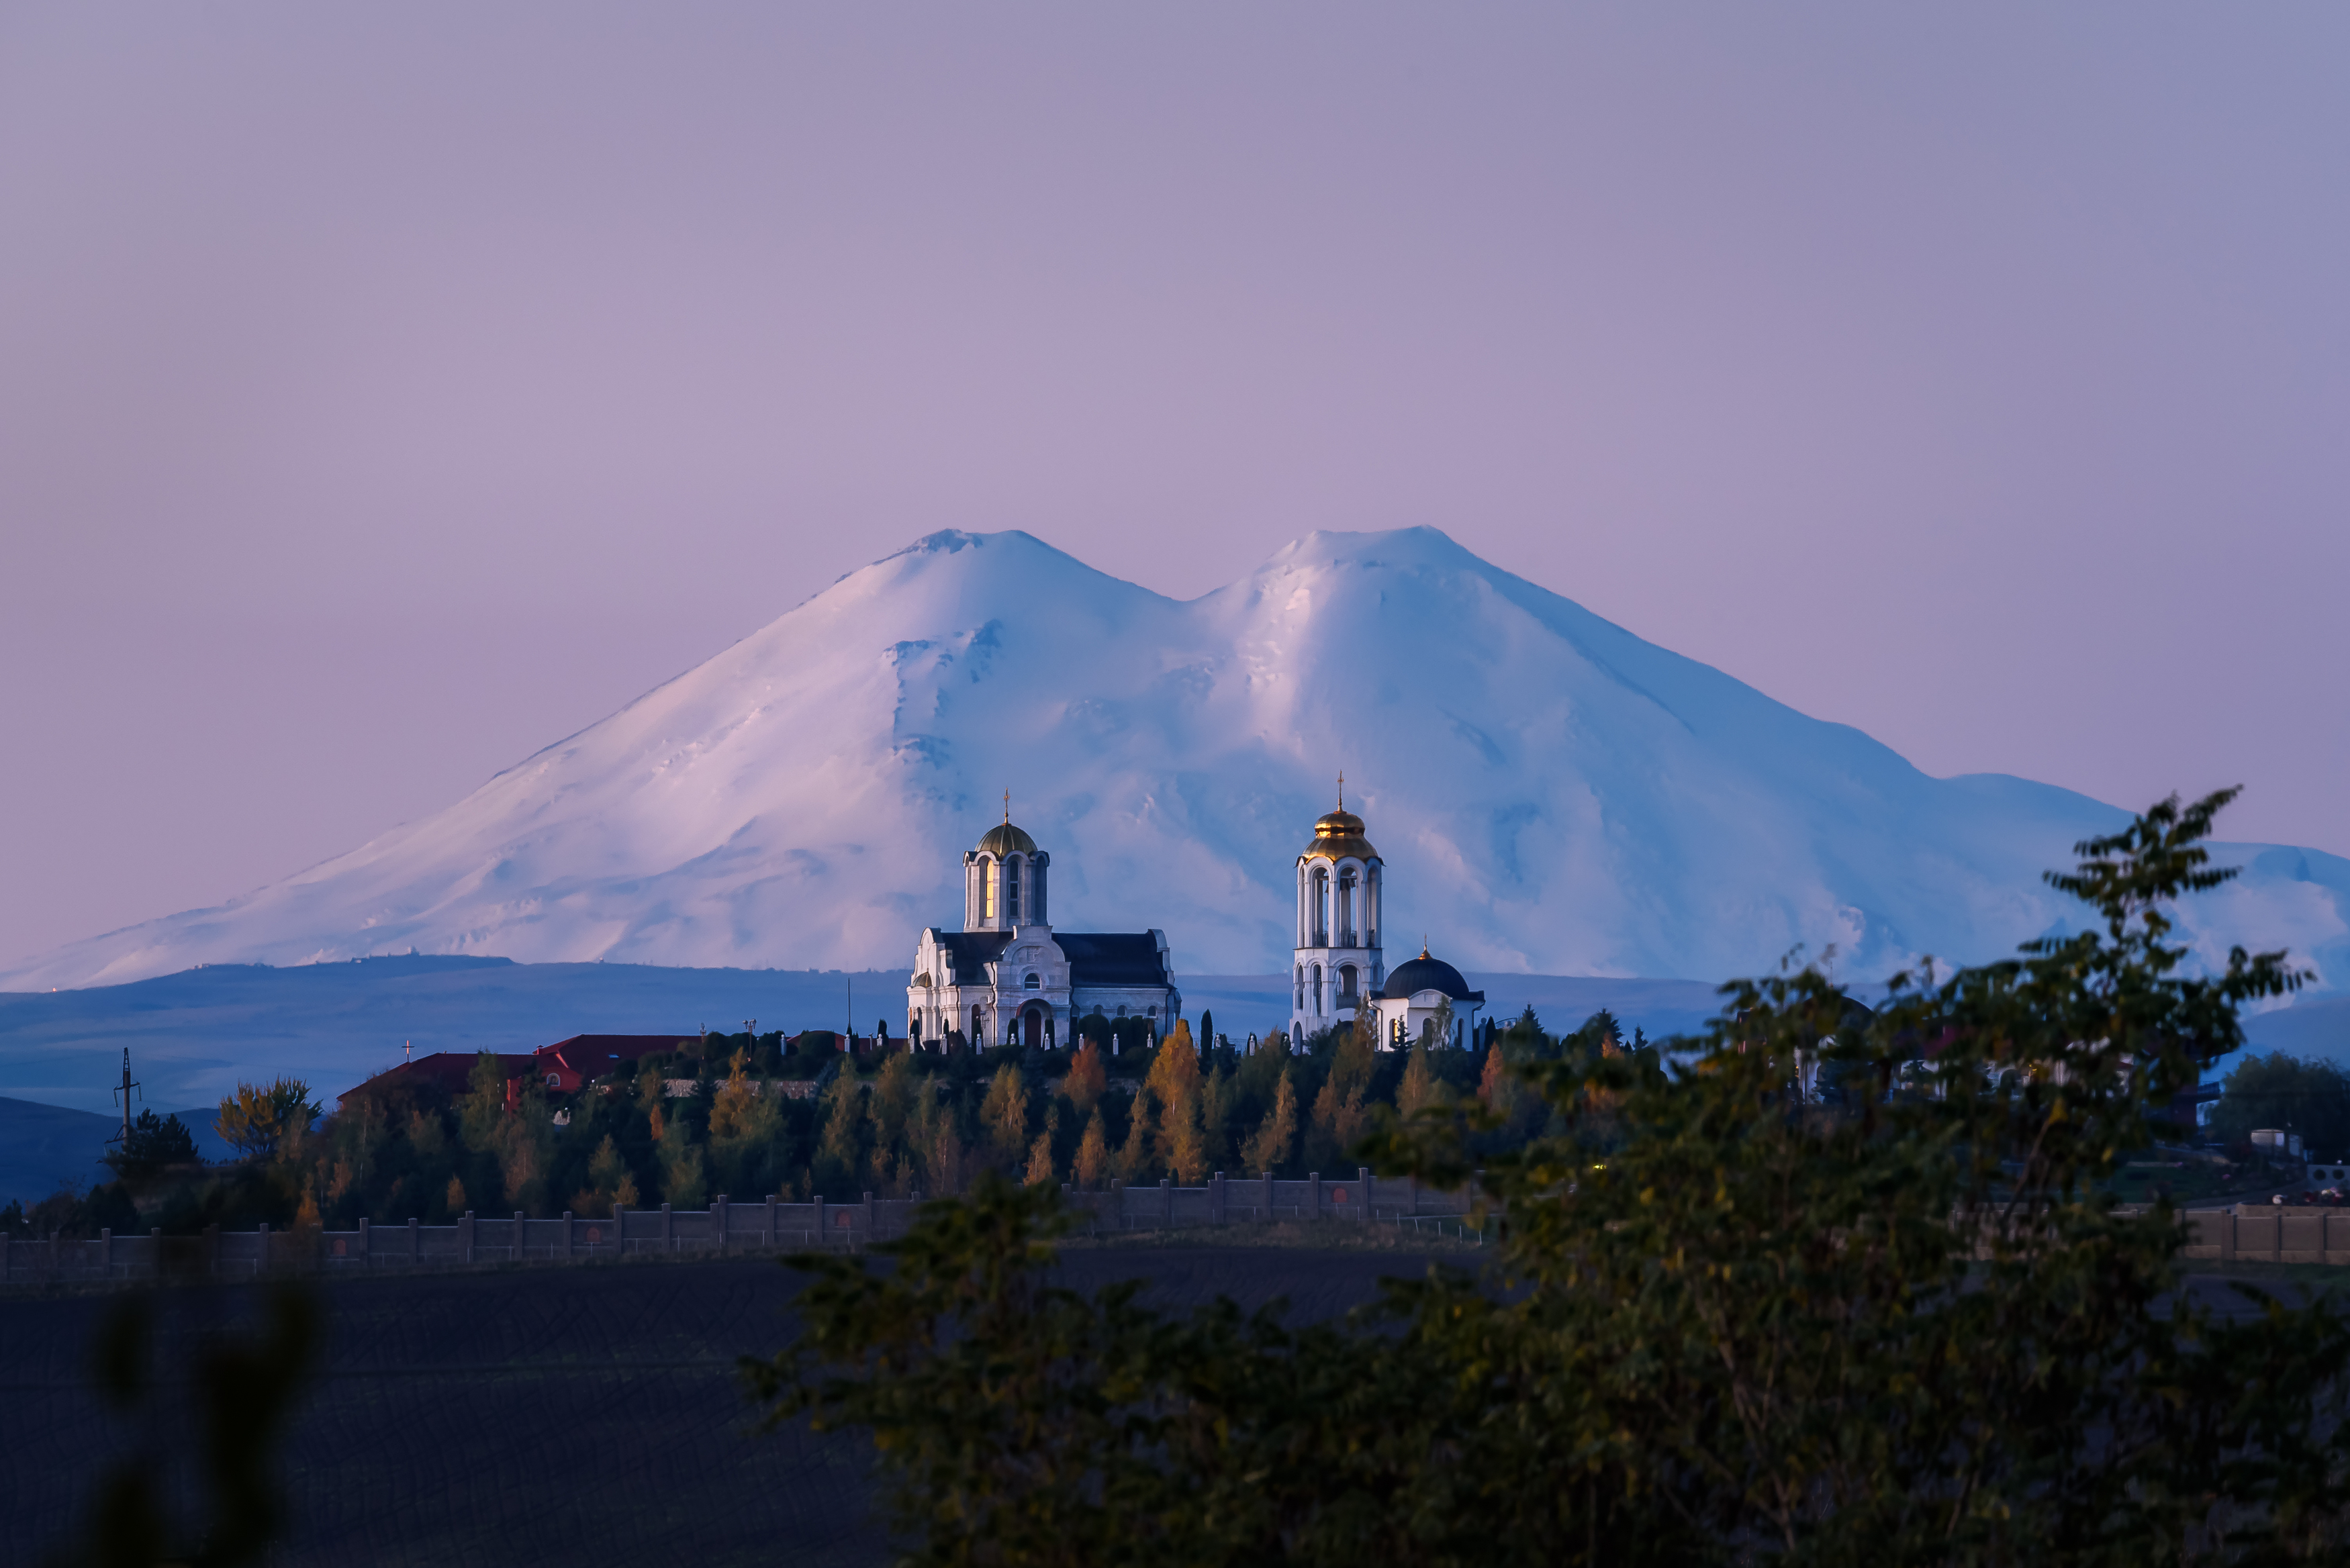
[905,805,1182,1050]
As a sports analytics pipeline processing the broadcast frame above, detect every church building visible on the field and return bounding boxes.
[906,810,1181,1050]
[1289,785,1484,1050]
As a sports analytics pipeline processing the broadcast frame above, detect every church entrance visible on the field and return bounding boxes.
[1023,1006,1044,1048]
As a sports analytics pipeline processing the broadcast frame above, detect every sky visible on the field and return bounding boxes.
[1,4,2345,973]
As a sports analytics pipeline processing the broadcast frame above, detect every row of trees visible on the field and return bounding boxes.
[13,995,1656,1237]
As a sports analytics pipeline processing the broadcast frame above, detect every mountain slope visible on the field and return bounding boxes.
[8,528,2345,993]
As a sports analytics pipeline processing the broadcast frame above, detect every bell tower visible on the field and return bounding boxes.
[1289,775,1382,1043]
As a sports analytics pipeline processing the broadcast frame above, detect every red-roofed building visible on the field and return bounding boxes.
[338,1033,696,1110]
[532,1034,698,1092]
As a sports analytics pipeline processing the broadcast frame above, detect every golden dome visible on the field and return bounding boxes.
[1301,806,1378,862]
[976,821,1038,857]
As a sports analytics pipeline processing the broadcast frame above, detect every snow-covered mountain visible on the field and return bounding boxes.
[10,528,2347,994]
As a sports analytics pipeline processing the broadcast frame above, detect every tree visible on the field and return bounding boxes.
[1073,1108,1111,1189]
[1239,1068,1298,1175]
[2212,1051,2350,1157]
[1396,1038,1444,1118]
[1025,1107,1061,1187]
[982,1063,1032,1167]
[757,790,2350,1565]
[216,1079,320,1160]
[1061,1040,1108,1116]
[105,1110,199,1177]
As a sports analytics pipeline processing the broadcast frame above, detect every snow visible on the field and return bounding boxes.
[6,527,2345,997]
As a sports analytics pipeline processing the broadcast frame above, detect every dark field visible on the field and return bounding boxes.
[4,1242,1460,1568]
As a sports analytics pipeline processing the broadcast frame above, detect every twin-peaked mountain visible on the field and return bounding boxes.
[9,528,2347,994]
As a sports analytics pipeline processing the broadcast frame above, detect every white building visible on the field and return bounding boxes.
[1290,789,1386,1040]
[1369,948,1486,1052]
[906,815,1180,1050]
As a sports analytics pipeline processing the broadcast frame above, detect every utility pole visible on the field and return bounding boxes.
[109,1047,140,1148]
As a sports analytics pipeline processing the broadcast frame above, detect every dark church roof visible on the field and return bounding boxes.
[1378,951,1485,1004]
[927,930,1172,989]
[1053,932,1172,987]
[931,931,1014,984]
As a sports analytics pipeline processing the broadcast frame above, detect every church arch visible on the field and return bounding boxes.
[1023,1005,1044,1048]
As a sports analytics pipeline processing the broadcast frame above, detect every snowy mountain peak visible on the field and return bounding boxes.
[7,527,2346,995]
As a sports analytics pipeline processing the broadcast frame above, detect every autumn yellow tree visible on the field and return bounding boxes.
[981,1063,1031,1167]
[216,1077,321,1159]
[1061,1040,1108,1115]
[1115,1086,1156,1181]
[1240,1068,1298,1174]
[1073,1108,1111,1189]
[1397,1037,1448,1117]
[1024,1106,1061,1186]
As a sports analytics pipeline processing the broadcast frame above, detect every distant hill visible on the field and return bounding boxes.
[6,528,2345,995]
[0,1097,232,1205]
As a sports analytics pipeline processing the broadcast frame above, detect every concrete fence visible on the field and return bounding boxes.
[0,1167,1483,1287]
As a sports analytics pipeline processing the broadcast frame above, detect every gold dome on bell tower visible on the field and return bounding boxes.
[1301,774,1378,862]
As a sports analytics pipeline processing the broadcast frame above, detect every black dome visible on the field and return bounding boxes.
[1379,952,1476,1001]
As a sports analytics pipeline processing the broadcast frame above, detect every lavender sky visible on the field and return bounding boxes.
[2,5,2345,973]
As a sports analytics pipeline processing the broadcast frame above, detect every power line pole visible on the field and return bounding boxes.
[109,1047,140,1148]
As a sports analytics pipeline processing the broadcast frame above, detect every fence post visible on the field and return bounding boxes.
[562,1212,574,1262]
[713,1195,728,1254]
[1211,1171,1225,1225]
[765,1193,778,1249]
[1160,1177,1172,1229]
[1358,1167,1372,1223]
[409,1216,420,1267]
[461,1210,476,1265]
[814,1194,827,1243]
[256,1221,269,1275]
[1262,1171,1272,1222]
[610,1205,624,1259]
[661,1202,673,1254]
[513,1211,526,1263]
[100,1228,111,1279]
[1309,1171,1321,1221]
[1109,1179,1122,1230]
[357,1216,369,1269]
[862,1191,874,1247]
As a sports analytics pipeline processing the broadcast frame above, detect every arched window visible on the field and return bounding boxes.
[981,857,997,922]
[1337,869,1358,946]
[971,1004,984,1042]
[1311,963,1323,1014]
[1294,965,1305,1008]
[1338,964,1357,1003]
[1311,868,1329,944]
[1006,856,1021,922]
[1024,971,1040,989]
[1366,866,1381,946]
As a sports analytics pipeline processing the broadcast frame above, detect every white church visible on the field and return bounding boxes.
[905,811,1181,1050]
[905,788,1482,1052]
